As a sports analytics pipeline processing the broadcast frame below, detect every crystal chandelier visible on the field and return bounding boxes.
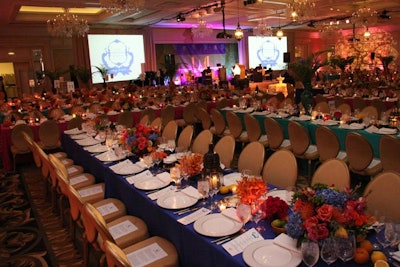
[191,15,213,39]
[47,9,89,38]
[287,0,316,21]
[99,0,144,13]
[352,6,377,26]
[253,20,272,37]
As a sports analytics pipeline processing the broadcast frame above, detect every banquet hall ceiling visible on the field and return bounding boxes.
[1,0,400,33]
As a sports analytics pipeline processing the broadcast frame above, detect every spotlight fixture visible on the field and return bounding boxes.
[176,13,185,22]
[276,28,284,39]
[243,0,257,6]
[216,3,232,39]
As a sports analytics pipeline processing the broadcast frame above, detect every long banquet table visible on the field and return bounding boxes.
[62,133,375,267]
[219,109,397,158]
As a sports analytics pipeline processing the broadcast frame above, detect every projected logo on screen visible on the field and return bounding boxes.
[102,39,134,75]
[257,39,280,67]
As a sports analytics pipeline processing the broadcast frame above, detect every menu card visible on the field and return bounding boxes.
[222,228,264,256]
[67,166,79,174]
[109,220,138,240]
[178,208,211,225]
[126,170,153,184]
[78,184,103,197]
[127,243,168,267]
[69,175,88,186]
[96,202,118,217]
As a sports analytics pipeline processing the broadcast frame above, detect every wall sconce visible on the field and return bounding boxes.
[234,23,244,41]
[276,28,284,39]
[364,27,371,39]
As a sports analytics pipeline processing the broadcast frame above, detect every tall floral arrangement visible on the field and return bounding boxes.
[286,184,370,243]
[236,177,268,205]
[118,124,160,156]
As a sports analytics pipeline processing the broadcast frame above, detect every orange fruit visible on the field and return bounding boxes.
[371,251,388,264]
[359,240,374,253]
[219,186,230,194]
[334,226,348,238]
[374,259,389,267]
[354,247,370,264]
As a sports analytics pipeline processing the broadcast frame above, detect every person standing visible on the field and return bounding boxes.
[0,76,8,101]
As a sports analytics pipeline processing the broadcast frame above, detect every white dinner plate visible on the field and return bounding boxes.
[85,144,109,153]
[223,172,242,186]
[70,133,89,140]
[134,176,171,191]
[243,240,302,267]
[163,154,177,164]
[76,137,101,146]
[96,151,126,162]
[156,191,198,210]
[113,163,144,175]
[193,213,242,237]
[64,128,84,135]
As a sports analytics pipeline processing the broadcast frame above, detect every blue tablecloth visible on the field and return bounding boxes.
[62,134,378,267]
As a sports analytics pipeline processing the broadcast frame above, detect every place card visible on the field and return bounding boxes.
[67,166,79,174]
[96,202,119,217]
[222,228,264,256]
[78,185,103,197]
[181,186,201,199]
[127,243,168,267]
[147,185,175,200]
[69,175,88,186]
[177,208,211,225]
[109,220,138,240]
[126,170,153,184]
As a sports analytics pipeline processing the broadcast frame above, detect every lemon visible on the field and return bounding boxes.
[219,186,230,195]
[371,251,388,264]
[334,226,348,238]
[374,259,389,267]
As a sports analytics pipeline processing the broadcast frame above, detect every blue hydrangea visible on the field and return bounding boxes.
[315,189,348,207]
[148,133,158,142]
[286,211,304,239]
[127,136,136,145]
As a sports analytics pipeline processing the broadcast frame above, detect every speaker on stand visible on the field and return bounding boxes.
[283,52,290,63]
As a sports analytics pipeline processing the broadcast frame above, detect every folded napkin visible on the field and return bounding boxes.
[251,111,269,116]
[339,123,365,130]
[273,233,300,254]
[107,110,119,115]
[365,125,379,133]
[163,154,177,164]
[236,107,254,113]
[221,208,241,222]
[15,120,26,125]
[109,159,132,172]
[298,115,311,121]
[391,251,400,262]
[126,170,153,184]
[181,186,201,199]
[156,172,171,183]
[378,127,397,135]
[135,161,147,169]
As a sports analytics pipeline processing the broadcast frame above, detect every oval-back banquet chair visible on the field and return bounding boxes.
[237,141,265,176]
[262,149,297,189]
[311,159,350,191]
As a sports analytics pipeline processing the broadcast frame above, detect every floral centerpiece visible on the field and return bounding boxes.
[118,124,160,156]
[178,153,203,177]
[236,176,268,205]
[286,183,370,243]
[260,196,289,220]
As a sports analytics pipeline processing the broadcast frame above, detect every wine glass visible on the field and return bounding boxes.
[301,240,320,267]
[208,173,221,210]
[105,130,114,151]
[197,178,210,206]
[321,237,337,265]
[236,203,252,232]
[170,166,182,189]
[251,204,265,233]
[335,231,356,263]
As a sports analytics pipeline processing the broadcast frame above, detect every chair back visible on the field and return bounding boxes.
[140,108,155,123]
[162,120,178,141]
[264,117,285,150]
[177,125,194,151]
[104,240,131,267]
[244,113,261,142]
[67,116,84,130]
[237,141,265,175]
[138,114,149,126]
[371,99,387,118]
[89,103,102,113]
[48,107,65,120]
[262,149,297,188]
[11,124,34,152]
[38,120,60,149]
[311,159,350,191]
[191,129,213,155]
[214,135,235,168]
[361,106,378,120]
[314,101,330,113]
[364,171,400,222]
[182,102,199,124]
[210,109,226,136]
[345,132,373,171]
[314,94,326,104]
[70,105,85,115]
[117,111,133,128]
[379,135,400,173]
[288,121,309,156]
[334,96,346,108]
[196,107,212,130]
[22,131,40,167]
[150,117,162,130]
[315,126,340,162]
[226,111,243,139]
[215,98,228,109]
[337,103,351,115]
[32,141,50,178]
[353,97,367,111]
[279,98,293,109]
[82,202,114,246]
[160,105,175,127]
[196,100,207,111]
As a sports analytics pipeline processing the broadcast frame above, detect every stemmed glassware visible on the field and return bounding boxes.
[320,237,337,265]
[251,203,265,232]
[197,177,210,206]
[167,140,176,153]
[207,173,221,210]
[335,231,356,263]
[236,203,252,232]
[301,240,320,267]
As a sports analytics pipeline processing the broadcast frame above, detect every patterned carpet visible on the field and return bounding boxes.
[0,164,84,267]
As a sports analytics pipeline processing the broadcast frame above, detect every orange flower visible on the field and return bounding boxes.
[236,177,268,205]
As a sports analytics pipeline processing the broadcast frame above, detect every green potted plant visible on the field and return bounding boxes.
[75,66,91,89]
[93,65,108,88]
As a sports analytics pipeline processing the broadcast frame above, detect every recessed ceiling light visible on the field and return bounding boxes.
[8,52,15,55]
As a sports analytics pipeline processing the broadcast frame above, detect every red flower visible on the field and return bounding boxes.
[317,204,333,222]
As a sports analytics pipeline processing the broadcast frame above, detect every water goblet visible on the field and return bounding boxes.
[170,166,182,189]
[301,240,320,267]
[321,237,337,265]
[236,203,252,232]
[251,205,265,232]
[335,231,356,263]
[208,173,221,210]
[197,178,210,206]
